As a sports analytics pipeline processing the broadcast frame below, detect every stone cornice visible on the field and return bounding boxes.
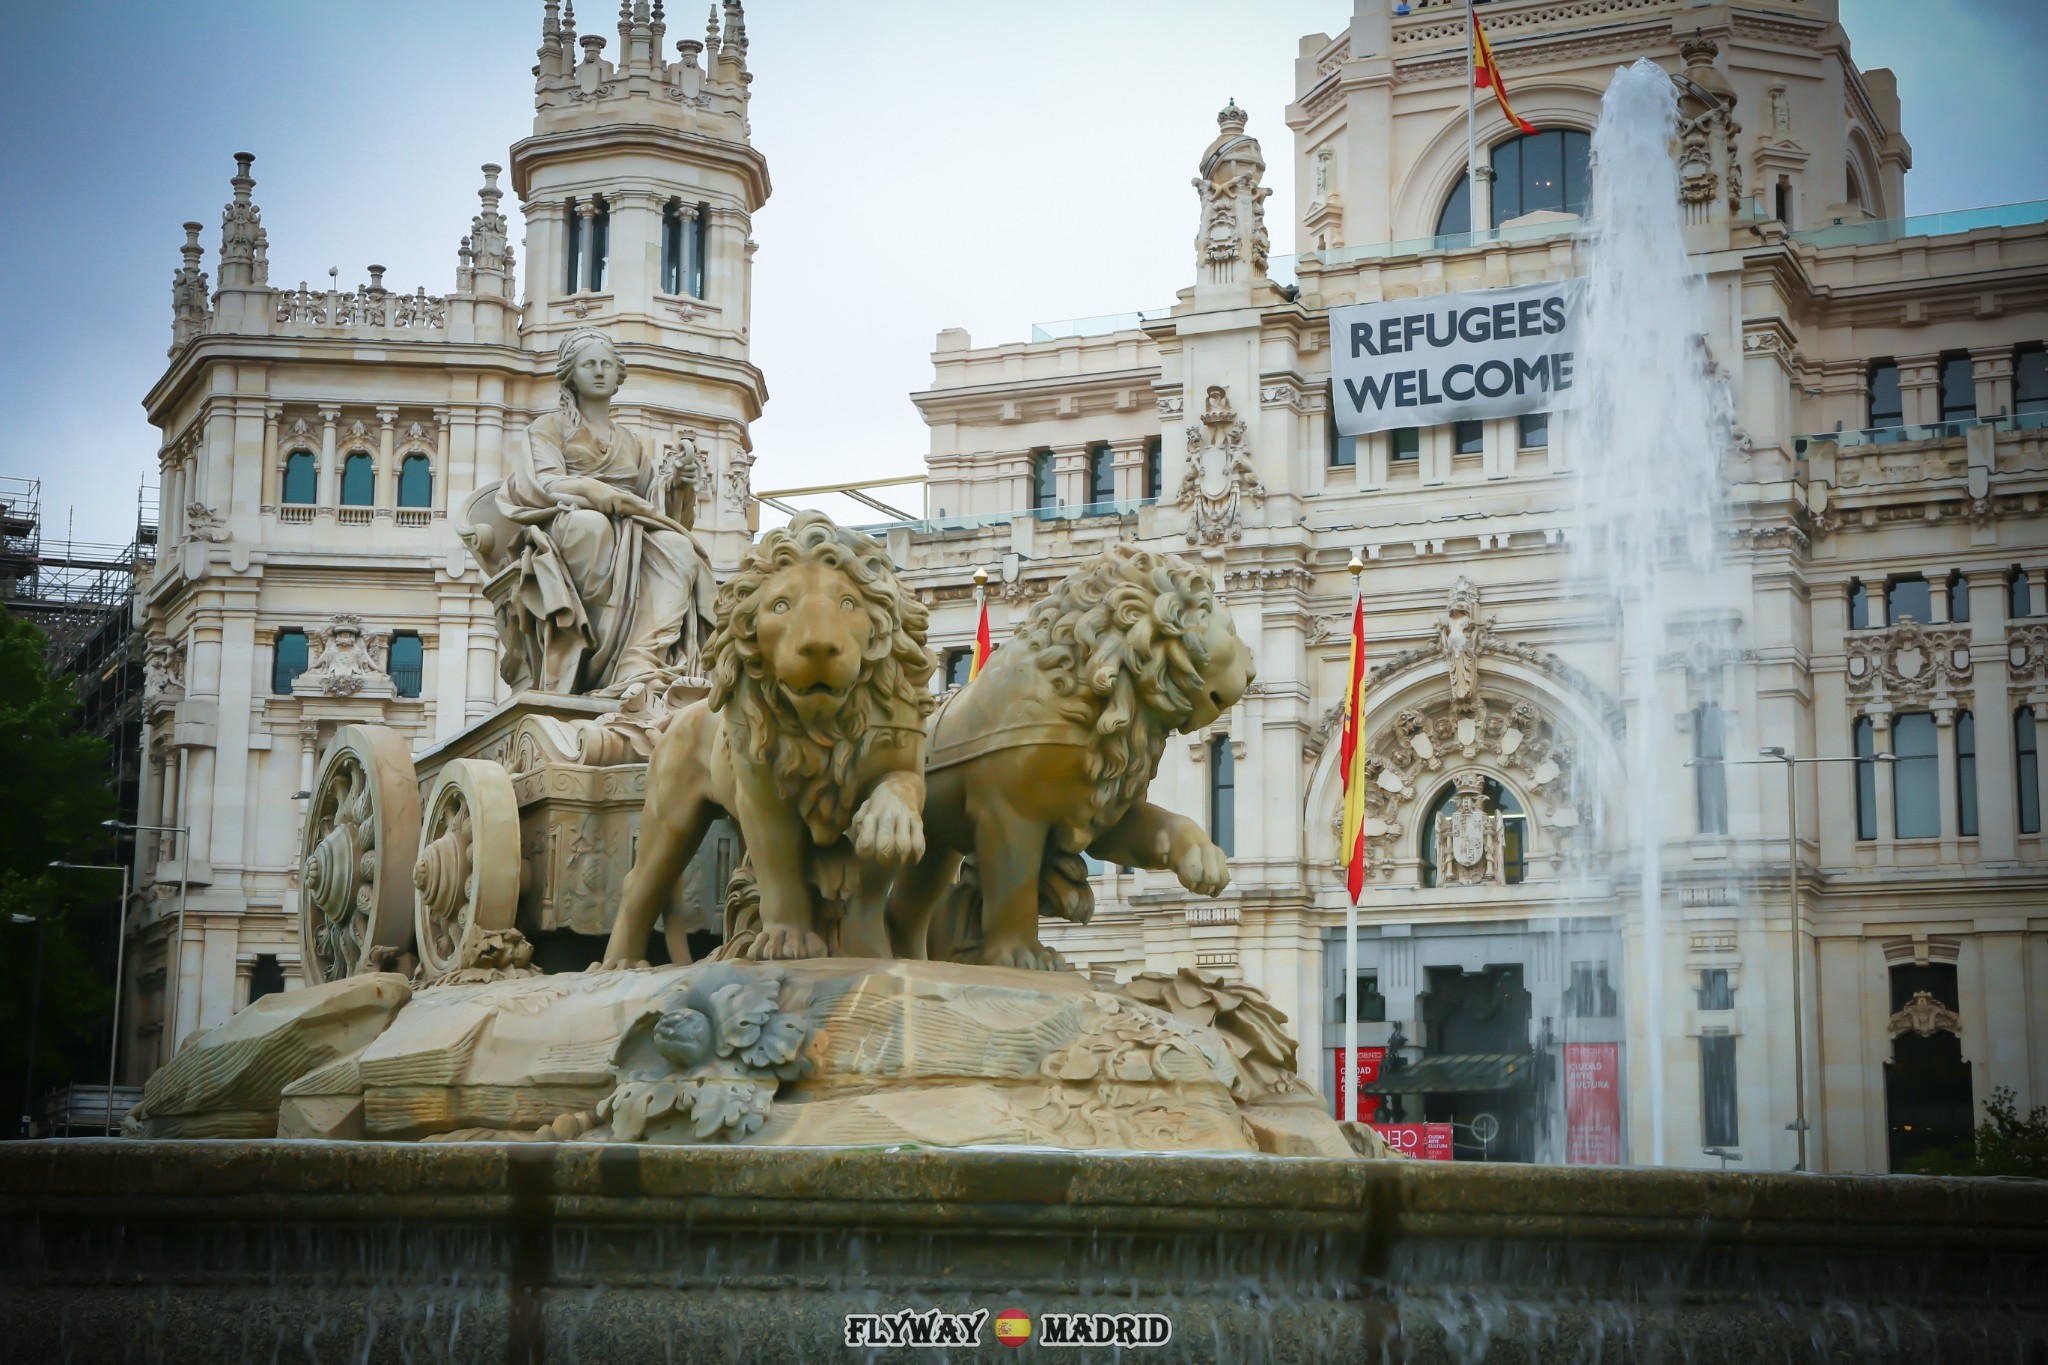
[508,124,771,211]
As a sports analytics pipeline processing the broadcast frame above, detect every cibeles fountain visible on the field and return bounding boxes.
[6,64,2047,1365]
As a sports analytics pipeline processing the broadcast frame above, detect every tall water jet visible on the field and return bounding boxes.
[1572,58,1740,1166]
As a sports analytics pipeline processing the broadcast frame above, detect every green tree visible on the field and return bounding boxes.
[0,610,115,1097]
[1905,1087,2048,1180]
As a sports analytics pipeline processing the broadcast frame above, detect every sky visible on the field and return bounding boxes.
[0,0,2040,545]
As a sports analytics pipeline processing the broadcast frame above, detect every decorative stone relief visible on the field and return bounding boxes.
[725,446,754,510]
[2009,623,2048,691]
[300,614,393,698]
[183,503,230,544]
[1191,102,1272,284]
[1177,386,1264,546]
[1846,617,1973,704]
[1432,771,1507,886]
[144,637,186,706]
[1887,990,1961,1040]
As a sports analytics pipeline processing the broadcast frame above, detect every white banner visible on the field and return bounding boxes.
[1329,278,1585,436]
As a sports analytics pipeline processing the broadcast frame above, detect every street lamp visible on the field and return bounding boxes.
[8,909,43,1138]
[103,819,191,1062]
[46,860,132,1135]
[1686,745,1895,1172]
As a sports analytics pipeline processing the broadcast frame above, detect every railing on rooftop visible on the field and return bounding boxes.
[1315,217,1584,268]
[852,498,1156,536]
[1786,199,2048,250]
[1794,410,2048,454]
[1027,260,1299,342]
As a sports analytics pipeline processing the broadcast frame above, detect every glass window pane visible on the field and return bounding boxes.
[1949,574,1970,623]
[273,630,308,694]
[1088,447,1114,505]
[2017,348,2048,414]
[2019,708,2041,834]
[1695,703,1727,834]
[1849,580,1869,630]
[1957,711,1978,837]
[2013,569,2034,619]
[1518,412,1548,448]
[340,453,374,506]
[1145,439,1162,499]
[1521,129,1566,217]
[564,199,581,294]
[282,452,316,505]
[1854,717,1877,839]
[1561,131,1591,217]
[1032,451,1056,509]
[1437,174,1470,236]
[1391,427,1420,460]
[1940,354,1976,421]
[1886,577,1931,625]
[1892,712,1939,838]
[1868,363,1902,427]
[389,635,423,698]
[1454,420,1484,455]
[1697,969,1734,1010]
[1700,1035,1739,1147]
[590,200,610,292]
[398,456,431,508]
[1491,138,1521,225]
[1210,737,1235,856]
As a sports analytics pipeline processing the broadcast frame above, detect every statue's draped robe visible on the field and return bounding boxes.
[498,411,715,694]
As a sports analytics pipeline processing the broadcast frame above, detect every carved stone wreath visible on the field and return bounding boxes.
[1846,617,1973,704]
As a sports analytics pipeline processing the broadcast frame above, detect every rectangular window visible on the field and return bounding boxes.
[1326,382,1356,467]
[1892,711,1939,838]
[2013,567,2034,619]
[944,648,971,689]
[1849,579,1870,630]
[1956,710,1978,838]
[1699,1035,1739,1148]
[1563,962,1617,1018]
[248,954,284,1006]
[1694,702,1727,834]
[1144,438,1162,499]
[1339,973,1387,1024]
[1773,181,1792,227]
[1030,450,1056,510]
[1518,412,1549,448]
[1390,427,1420,461]
[564,198,582,294]
[273,629,309,695]
[389,634,424,699]
[1939,353,1976,422]
[2019,707,2041,835]
[691,203,709,299]
[660,203,683,295]
[2017,346,2048,415]
[1209,736,1235,857]
[1949,572,1970,623]
[588,197,610,292]
[1886,576,1931,626]
[1454,420,1485,455]
[1697,968,1734,1011]
[1854,716,1878,840]
[1087,444,1115,506]
[1867,362,1902,428]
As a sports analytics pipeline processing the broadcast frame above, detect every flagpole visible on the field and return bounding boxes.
[1345,550,1364,1126]
[1466,1,1478,237]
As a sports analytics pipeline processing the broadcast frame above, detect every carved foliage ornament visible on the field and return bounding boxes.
[1887,990,1961,1040]
[302,613,392,697]
[1846,616,1972,703]
[1178,386,1265,546]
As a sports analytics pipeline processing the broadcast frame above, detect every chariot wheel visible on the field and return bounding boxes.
[412,758,521,978]
[298,725,422,985]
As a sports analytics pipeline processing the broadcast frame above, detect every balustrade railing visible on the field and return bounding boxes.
[274,283,447,330]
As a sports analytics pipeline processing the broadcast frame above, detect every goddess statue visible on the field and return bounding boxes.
[496,329,717,694]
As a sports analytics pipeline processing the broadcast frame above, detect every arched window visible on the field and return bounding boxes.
[1418,775,1526,887]
[564,195,611,293]
[273,629,308,695]
[398,455,432,508]
[281,451,316,505]
[340,452,374,506]
[1437,129,1591,235]
[661,200,708,298]
[1087,444,1114,507]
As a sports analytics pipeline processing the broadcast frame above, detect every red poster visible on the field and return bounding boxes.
[1369,1123,1454,1160]
[1333,1047,1386,1123]
[1565,1042,1621,1165]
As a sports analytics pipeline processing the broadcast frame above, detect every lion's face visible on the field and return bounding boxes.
[752,559,876,725]
[1180,608,1255,732]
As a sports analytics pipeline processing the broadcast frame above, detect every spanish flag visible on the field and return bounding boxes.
[1471,2,1537,136]
[1336,583,1370,903]
[969,595,993,681]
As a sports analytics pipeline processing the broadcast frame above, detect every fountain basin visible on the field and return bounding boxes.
[3,1141,2045,1362]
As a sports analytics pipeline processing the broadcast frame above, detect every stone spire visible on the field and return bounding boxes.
[218,152,266,289]
[169,221,210,354]
[1191,102,1271,290]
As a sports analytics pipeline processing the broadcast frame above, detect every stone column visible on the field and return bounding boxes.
[1979,926,2034,1113]
[467,615,500,724]
[436,582,473,743]
[375,407,398,512]
[1896,353,1942,426]
[316,407,340,514]
[1934,705,1959,862]
[1868,708,1895,862]
[606,187,661,312]
[578,200,602,293]
[1971,344,2014,419]
[1109,437,1148,504]
[1972,577,2018,862]
[432,408,452,515]
[2029,569,2047,617]
[260,403,281,510]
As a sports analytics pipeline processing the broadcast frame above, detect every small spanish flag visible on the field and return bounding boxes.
[969,595,993,680]
[994,1308,1031,1346]
[1471,2,1537,136]
[1336,580,1370,904]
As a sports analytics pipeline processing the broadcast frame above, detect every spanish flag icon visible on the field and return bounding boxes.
[994,1308,1032,1347]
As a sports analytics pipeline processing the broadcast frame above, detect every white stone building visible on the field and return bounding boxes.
[128,2,767,1073]
[891,0,2048,1172]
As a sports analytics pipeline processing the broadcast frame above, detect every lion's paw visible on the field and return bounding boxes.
[982,939,1069,973]
[851,789,926,866]
[1173,838,1231,898]
[747,927,829,962]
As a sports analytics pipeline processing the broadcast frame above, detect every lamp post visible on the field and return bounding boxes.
[1686,746,1894,1172]
[10,910,44,1138]
[103,819,190,1063]
[46,860,132,1134]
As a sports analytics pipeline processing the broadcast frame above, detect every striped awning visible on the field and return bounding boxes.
[1360,1053,1530,1094]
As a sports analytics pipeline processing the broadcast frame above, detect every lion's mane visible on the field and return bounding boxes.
[1020,543,1221,841]
[706,513,934,845]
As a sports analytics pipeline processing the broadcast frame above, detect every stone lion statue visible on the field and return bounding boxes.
[599,512,935,968]
[886,544,1254,970]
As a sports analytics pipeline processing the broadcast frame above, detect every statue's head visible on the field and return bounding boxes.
[556,328,626,403]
